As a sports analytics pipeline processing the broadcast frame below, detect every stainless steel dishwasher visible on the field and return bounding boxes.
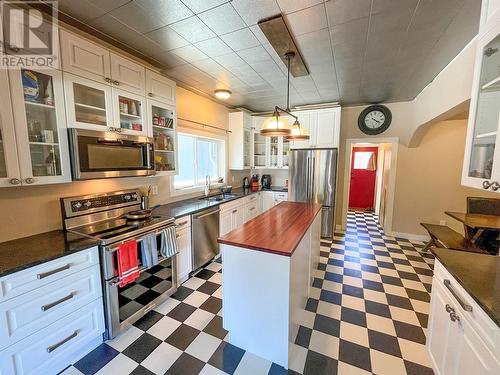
[192,206,220,271]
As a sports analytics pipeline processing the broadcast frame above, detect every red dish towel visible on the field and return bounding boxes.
[117,240,140,287]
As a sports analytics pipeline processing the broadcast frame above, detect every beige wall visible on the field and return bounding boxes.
[392,119,497,236]
[0,87,231,242]
[335,109,497,236]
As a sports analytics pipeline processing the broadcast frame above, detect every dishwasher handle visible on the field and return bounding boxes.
[193,209,220,220]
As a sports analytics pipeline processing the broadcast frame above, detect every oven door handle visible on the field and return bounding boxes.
[104,225,176,253]
[97,139,124,145]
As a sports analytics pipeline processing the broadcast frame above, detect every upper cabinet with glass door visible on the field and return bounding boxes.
[8,68,71,185]
[462,20,500,192]
[147,99,177,175]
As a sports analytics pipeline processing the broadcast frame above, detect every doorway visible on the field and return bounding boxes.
[341,138,399,235]
[349,146,379,211]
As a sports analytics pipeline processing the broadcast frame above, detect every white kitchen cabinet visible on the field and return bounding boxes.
[60,30,111,84]
[290,108,340,149]
[262,191,275,211]
[220,200,245,235]
[0,71,21,187]
[7,68,72,186]
[244,194,261,222]
[112,88,147,136]
[229,111,252,170]
[274,191,288,204]
[146,70,176,106]
[252,116,289,169]
[427,260,500,375]
[462,14,500,193]
[220,209,233,237]
[175,216,192,283]
[110,53,145,96]
[147,99,178,174]
[0,247,104,375]
[63,73,114,131]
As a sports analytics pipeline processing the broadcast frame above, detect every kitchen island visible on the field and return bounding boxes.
[218,201,322,368]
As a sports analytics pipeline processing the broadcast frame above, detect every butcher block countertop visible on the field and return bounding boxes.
[218,201,322,256]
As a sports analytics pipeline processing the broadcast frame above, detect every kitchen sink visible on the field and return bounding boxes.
[201,193,238,202]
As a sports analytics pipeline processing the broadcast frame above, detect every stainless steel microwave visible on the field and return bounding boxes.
[68,128,155,180]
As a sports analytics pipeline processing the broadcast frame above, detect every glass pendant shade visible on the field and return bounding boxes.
[260,113,291,136]
[286,120,309,140]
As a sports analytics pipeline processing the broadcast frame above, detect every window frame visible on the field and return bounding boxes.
[171,132,226,196]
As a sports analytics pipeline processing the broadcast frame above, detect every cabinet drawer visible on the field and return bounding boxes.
[274,192,288,201]
[0,247,99,303]
[0,299,104,375]
[434,260,500,360]
[175,216,191,231]
[245,201,259,222]
[220,198,244,213]
[0,265,102,349]
[243,194,258,205]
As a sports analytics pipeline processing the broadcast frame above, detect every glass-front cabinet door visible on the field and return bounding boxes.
[0,71,21,187]
[281,137,290,168]
[243,126,251,169]
[113,89,146,136]
[269,136,279,168]
[147,99,177,175]
[253,131,267,168]
[63,73,114,131]
[463,28,500,191]
[8,68,71,185]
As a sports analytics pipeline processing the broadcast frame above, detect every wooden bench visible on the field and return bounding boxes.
[420,223,487,254]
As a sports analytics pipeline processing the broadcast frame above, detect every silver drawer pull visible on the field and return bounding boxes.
[232,209,237,213]
[46,330,78,353]
[176,220,188,227]
[37,264,70,279]
[444,279,473,312]
[41,292,75,311]
[249,207,255,211]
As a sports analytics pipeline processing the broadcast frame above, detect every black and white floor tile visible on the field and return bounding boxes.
[62,211,435,375]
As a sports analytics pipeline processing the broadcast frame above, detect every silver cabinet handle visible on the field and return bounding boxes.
[445,304,455,313]
[104,77,112,83]
[483,180,492,189]
[46,330,78,353]
[7,44,20,52]
[113,80,120,85]
[176,220,188,227]
[232,209,237,214]
[193,210,220,219]
[148,92,154,97]
[450,312,460,322]
[24,177,35,184]
[444,279,473,312]
[491,182,500,191]
[9,178,21,185]
[249,207,255,211]
[41,292,74,311]
[37,264,70,279]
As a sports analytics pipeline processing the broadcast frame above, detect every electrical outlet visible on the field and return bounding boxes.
[439,220,446,226]
[150,185,158,195]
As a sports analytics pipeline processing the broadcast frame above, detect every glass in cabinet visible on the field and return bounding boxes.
[147,100,177,174]
[8,68,71,185]
[116,92,145,135]
[464,29,500,189]
[243,127,251,168]
[282,137,290,167]
[269,136,279,168]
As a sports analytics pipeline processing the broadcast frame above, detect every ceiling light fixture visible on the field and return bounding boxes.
[214,89,231,99]
[260,52,309,140]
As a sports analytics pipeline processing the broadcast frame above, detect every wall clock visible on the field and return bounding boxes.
[358,105,392,135]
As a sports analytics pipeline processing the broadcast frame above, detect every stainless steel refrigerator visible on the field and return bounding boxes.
[288,148,338,239]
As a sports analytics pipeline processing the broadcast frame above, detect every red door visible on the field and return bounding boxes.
[349,146,378,210]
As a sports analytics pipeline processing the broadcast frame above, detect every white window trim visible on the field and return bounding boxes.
[170,132,226,197]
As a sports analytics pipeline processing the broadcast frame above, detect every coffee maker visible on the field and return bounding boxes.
[261,174,272,189]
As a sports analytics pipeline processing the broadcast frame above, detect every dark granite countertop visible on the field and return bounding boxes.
[0,230,100,278]
[155,186,287,219]
[431,247,500,327]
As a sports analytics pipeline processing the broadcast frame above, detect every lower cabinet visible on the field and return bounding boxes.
[262,191,275,211]
[175,216,192,284]
[0,247,104,375]
[427,260,500,375]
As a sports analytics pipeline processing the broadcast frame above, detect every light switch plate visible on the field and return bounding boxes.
[151,185,159,195]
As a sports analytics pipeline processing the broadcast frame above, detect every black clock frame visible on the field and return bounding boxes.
[358,105,392,135]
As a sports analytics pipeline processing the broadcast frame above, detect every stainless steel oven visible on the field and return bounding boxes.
[68,128,155,180]
[61,190,178,339]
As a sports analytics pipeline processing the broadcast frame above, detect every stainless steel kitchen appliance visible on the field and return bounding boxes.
[61,190,177,339]
[192,206,220,271]
[288,148,338,239]
[68,128,155,180]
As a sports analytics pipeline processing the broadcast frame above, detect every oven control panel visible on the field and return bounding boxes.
[63,190,141,215]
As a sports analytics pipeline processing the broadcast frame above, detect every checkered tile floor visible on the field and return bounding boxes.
[63,211,435,375]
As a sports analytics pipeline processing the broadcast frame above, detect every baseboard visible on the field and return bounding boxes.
[389,231,430,242]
